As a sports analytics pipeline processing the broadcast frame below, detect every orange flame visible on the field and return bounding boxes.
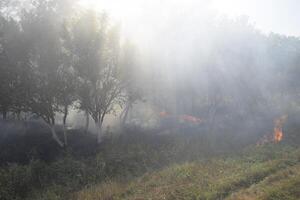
[180,115,202,124]
[256,115,288,146]
[159,111,169,117]
[273,115,287,143]
[158,112,202,124]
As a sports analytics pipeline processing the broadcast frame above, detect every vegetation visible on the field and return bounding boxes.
[0,0,128,146]
[75,145,300,200]
[1,0,300,200]
[0,126,299,200]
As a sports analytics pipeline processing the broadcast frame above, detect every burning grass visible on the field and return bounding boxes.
[273,115,288,143]
[1,125,299,200]
[257,115,288,146]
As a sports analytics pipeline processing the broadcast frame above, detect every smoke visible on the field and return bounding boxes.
[2,0,300,140]
[105,1,300,139]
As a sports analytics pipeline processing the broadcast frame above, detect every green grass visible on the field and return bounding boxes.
[75,145,300,200]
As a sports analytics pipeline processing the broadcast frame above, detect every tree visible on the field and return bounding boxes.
[119,41,142,127]
[0,16,30,120]
[22,0,67,147]
[57,66,77,146]
[71,11,124,143]
[0,20,12,119]
[55,23,78,145]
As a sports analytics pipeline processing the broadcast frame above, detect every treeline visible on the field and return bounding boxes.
[141,16,300,134]
[0,0,138,147]
[1,0,300,147]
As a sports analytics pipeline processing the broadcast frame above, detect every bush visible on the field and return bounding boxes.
[0,164,32,200]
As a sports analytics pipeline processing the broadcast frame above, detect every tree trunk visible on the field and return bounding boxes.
[49,125,64,147]
[16,110,21,121]
[207,105,218,149]
[2,110,7,120]
[121,103,130,127]
[63,106,68,146]
[96,121,103,144]
[45,121,64,147]
[84,110,89,134]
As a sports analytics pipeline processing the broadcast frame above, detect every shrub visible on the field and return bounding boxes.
[0,164,32,200]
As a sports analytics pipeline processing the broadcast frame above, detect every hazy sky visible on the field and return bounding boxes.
[211,0,300,36]
[81,0,300,37]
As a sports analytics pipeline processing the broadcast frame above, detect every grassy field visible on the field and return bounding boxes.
[1,129,300,200]
[76,145,300,200]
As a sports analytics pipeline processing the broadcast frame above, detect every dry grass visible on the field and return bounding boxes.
[76,182,126,200]
[75,145,300,200]
[226,164,300,200]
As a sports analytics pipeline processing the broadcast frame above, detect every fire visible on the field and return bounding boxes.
[180,115,202,124]
[273,115,287,143]
[158,111,202,124]
[256,115,288,146]
[159,111,169,117]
